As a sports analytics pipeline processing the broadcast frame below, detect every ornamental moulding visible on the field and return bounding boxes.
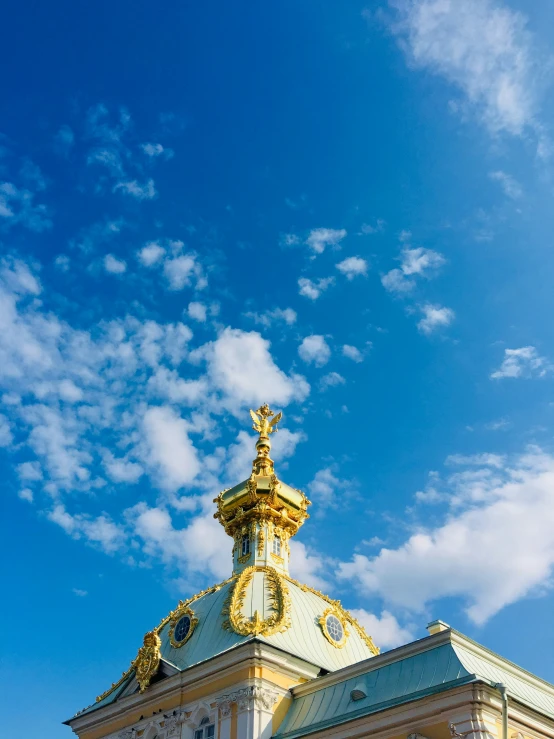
[222,565,291,637]
[216,685,279,713]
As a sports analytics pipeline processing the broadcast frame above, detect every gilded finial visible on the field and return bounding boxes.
[250,404,282,438]
[249,404,282,476]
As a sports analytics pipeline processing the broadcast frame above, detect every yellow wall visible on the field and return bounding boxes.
[78,663,300,739]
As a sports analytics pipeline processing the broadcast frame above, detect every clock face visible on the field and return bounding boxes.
[325,614,344,643]
[174,615,191,644]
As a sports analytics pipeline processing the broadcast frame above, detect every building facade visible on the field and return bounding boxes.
[65,406,554,739]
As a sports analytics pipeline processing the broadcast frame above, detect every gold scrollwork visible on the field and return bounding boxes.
[270,552,284,565]
[168,604,198,648]
[223,566,291,637]
[238,551,251,564]
[319,607,348,649]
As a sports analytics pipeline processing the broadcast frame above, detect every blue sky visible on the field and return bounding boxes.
[2,0,554,735]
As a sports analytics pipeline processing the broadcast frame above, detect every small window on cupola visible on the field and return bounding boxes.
[272,537,282,556]
[241,534,250,556]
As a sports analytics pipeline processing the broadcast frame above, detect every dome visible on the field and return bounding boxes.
[158,567,378,674]
[83,405,379,716]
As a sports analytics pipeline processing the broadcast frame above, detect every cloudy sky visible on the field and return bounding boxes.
[3,0,554,735]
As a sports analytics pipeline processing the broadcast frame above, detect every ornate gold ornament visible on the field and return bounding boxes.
[270,552,284,565]
[250,404,282,437]
[132,631,162,692]
[257,528,265,556]
[319,607,348,648]
[223,565,291,637]
[168,604,198,648]
[238,551,252,564]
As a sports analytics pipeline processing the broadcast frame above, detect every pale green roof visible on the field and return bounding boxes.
[274,628,554,738]
[76,570,377,718]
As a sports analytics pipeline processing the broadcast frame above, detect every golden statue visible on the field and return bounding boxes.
[250,404,282,438]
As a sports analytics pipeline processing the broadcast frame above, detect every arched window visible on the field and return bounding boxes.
[241,534,250,556]
[194,716,215,739]
[272,536,281,556]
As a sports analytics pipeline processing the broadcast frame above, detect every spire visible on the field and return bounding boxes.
[213,405,311,575]
[249,403,281,476]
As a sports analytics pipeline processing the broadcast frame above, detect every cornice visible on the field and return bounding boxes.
[66,639,318,731]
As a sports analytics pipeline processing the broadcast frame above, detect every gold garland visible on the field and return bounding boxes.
[223,566,291,637]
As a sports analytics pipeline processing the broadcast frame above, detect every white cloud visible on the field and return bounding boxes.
[417,303,455,334]
[138,242,166,267]
[72,588,88,597]
[114,178,157,200]
[163,254,205,291]
[201,328,309,411]
[188,301,207,322]
[103,451,143,484]
[103,254,127,274]
[307,467,343,505]
[319,372,346,391]
[244,307,297,328]
[1,258,42,296]
[54,255,70,272]
[358,219,385,235]
[490,346,551,379]
[130,503,230,580]
[142,406,201,491]
[48,505,125,554]
[339,447,554,624]
[350,609,414,649]
[387,0,542,138]
[141,142,174,159]
[489,170,523,199]
[298,277,335,300]
[336,256,368,280]
[280,233,301,247]
[289,540,331,591]
[306,228,347,254]
[342,344,363,363]
[18,488,34,503]
[446,453,505,468]
[382,246,446,294]
[0,182,51,232]
[17,461,43,481]
[0,413,13,446]
[298,335,331,367]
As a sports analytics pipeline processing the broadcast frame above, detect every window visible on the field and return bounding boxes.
[325,614,344,643]
[174,615,191,643]
[241,534,250,556]
[194,717,215,739]
[272,537,282,556]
